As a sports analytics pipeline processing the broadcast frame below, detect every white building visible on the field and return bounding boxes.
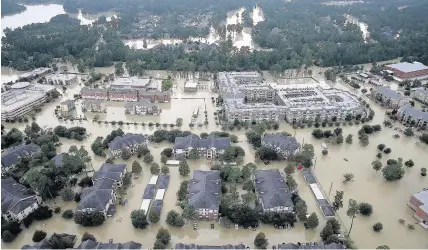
[44,74,78,85]
[411,88,428,104]
[60,100,75,113]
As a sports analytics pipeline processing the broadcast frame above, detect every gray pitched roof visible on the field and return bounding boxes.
[174,134,230,150]
[92,163,126,182]
[151,200,163,215]
[262,133,300,153]
[75,239,142,249]
[255,169,294,209]
[302,170,316,184]
[50,153,66,168]
[76,239,100,249]
[21,239,52,249]
[158,175,170,189]
[60,99,75,109]
[1,177,38,215]
[108,133,146,151]
[188,170,221,210]
[374,86,405,100]
[1,143,40,169]
[76,176,114,211]
[277,242,345,249]
[398,104,428,122]
[143,184,156,199]
[120,241,142,249]
[175,243,246,249]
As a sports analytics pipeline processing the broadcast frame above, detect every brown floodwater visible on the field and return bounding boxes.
[1,69,427,249]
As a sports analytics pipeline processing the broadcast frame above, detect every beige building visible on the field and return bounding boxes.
[60,100,75,113]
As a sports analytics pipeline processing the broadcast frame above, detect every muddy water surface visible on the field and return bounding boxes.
[1,70,428,249]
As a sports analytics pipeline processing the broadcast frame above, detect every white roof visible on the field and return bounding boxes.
[166,160,180,165]
[185,81,198,88]
[155,189,166,200]
[140,199,151,214]
[309,183,325,200]
[149,175,159,185]
[387,62,428,73]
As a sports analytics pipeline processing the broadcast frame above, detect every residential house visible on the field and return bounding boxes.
[1,143,41,173]
[261,133,300,159]
[411,88,428,104]
[81,88,108,100]
[188,170,221,220]
[408,190,428,229]
[255,169,294,213]
[371,86,408,109]
[59,100,75,113]
[108,133,146,158]
[397,104,428,129]
[75,179,116,217]
[109,88,138,102]
[173,134,230,159]
[76,239,142,249]
[124,100,161,116]
[82,99,106,113]
[92,163,127,188]
[1,178,41,222]
[175,243,246,249]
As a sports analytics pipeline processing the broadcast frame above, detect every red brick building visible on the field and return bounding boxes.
[109,88,138,102]
[138,90,171,103]
[385,62,428,79]
[408,190,428,229]
[81,87,108,100]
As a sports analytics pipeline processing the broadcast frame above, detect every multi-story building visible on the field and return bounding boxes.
[411,88,428,104]
[109,88,138,102]
[82,99,107,113]
[108,133,146,158]
[43,74,78,85]
[261,133,300,159]
[1,83,55,121]
[1,143,41,173]
[138,90,171,103]
[1,178,41,222]
[275,87,365,124]
[59,99,75,113]
[188,170,221,220]
[255,169,294,213]
[408,190,428,229]
[385,62,428,80]
[18,68,52,82]
[111,77,152,89]
[173,134,231,159]
[124,100,161,116]
[81,88,108,100]
[396,104,428,129]
[76,163,126,217]
[371,86,408,109]
[277,242,346,249]
[184,81,198,92]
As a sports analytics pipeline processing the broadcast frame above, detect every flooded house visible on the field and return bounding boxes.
[59,99,75,114]
[124,100,161,116]
[408,190,428,229]
[76,239,142,249]
[371,86,408,109]
[81,87,109,100]
[138,89,171,103]
[396,104,428,129]
[277,242,345,249]
[175,243,246,249]
[1,178,41,222]
[1,143,41,173]
[261,133,300,159]
[254,169,294,213]
[410,88,428,104]
[111,77,152,89]
[82,99,106,113]
[188,170,221,220]
[173,134,231,159]
[107,133,146,158]
[21,239,53,249]
[109,88,138,102]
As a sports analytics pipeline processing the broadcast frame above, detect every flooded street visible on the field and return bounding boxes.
[1,67,428,249]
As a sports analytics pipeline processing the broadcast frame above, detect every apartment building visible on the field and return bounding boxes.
[43,74,78,85]
[261,133,300,159]
[138,90,171,103]
[111,77,151,89]
[173,134,231,159]
[371,86,408,109]
[408,190,428,229]
[397,104,428,129]
[188,170,221,220]
[82,99,106,113]
[18,67,52,81]
[108,133,147,158]
[109,88,138,102]
[124,100,161,116]
[411,88,428,104]
[1,143,41,173]
[81,87,109,100]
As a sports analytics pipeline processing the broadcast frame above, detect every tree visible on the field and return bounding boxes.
[50,233,75,249]
[149,211,160,223]
[230,134,238,143]
[403,128,414,137]
[343,173,354,183]
[132,161,142,174]
[81,232,96,242]
[404,159,414,168]
[241,191,257,204]
[346,199,359,236]
[123,172,132,186]
[421,167,427,177]
[121,148,131,160]
[295,199,308,221]
[161,155,168,164]
[322,149,328,155]
[182,204,198,221]
[161,79,173,91]
[74,211,105,226]
[377,144,386,150]
[137,146,150,158]
[382,163,405,181]
[156,227,171,245]
[372,160,382,172]
[383,148,392,154]
[143,153,154,164]
[62,210,74,219]
[359,133,369,146]
[286,175,297,191]
[306,212,319,229]
[2,230,16,243]
[150,163,160,175]
[161,165,169,175]
[188,148,200,160]
[130,209,149,229]
[346,134,353,144]
[161,148,173,157]
[179,159,190,176]
[377,245,390,249]
[332,191,344,211]
[32,230,47,242]
[284,163,295,175]
[254,232,268,249]
[373,222,383,232]
[242,163,256,180]
[320,223,334,242]
[336,134,344,144]
[359,202,373,216]
[153,240,165,249]
[166,210,185,227]
[60,187,74,202]
[177,180,189,202]
[243,180,255,192]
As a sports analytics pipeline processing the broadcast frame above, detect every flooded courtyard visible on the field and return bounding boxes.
[1,67,428,249]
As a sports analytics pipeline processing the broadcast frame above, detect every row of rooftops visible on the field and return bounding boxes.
[1,143,41,169]
[398,104,428,122]
[81,87,170,96]
[1,177,38,216]
[108,133,146,151]
[175,242,345,249]
[174,134,231,151]
[22,238,142,249]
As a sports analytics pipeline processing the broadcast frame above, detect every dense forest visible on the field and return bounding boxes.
[1,0,26,16]
[2,0,428,72]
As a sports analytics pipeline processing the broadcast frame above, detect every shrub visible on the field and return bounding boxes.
[359,203,373,216]
[32,230,47,242]
[373,222,383,232]
[74,211,105,226]
[62,210,74,219]
[81,232,96,242]
[383,148,391,154]
[130,209,149,229]
[322,149,328,156]
[377,144,385,150]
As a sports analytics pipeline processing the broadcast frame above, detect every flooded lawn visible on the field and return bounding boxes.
[1,69,428,249]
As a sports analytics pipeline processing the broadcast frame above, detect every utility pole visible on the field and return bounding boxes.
[328,182,333,196]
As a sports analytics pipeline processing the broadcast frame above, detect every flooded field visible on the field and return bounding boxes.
[1,68,428,249]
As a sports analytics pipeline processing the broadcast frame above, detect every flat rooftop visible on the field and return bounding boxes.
[185,81,198,88]
[111,77,151,88]
[1,90,45,112]
[386,62,428,73]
